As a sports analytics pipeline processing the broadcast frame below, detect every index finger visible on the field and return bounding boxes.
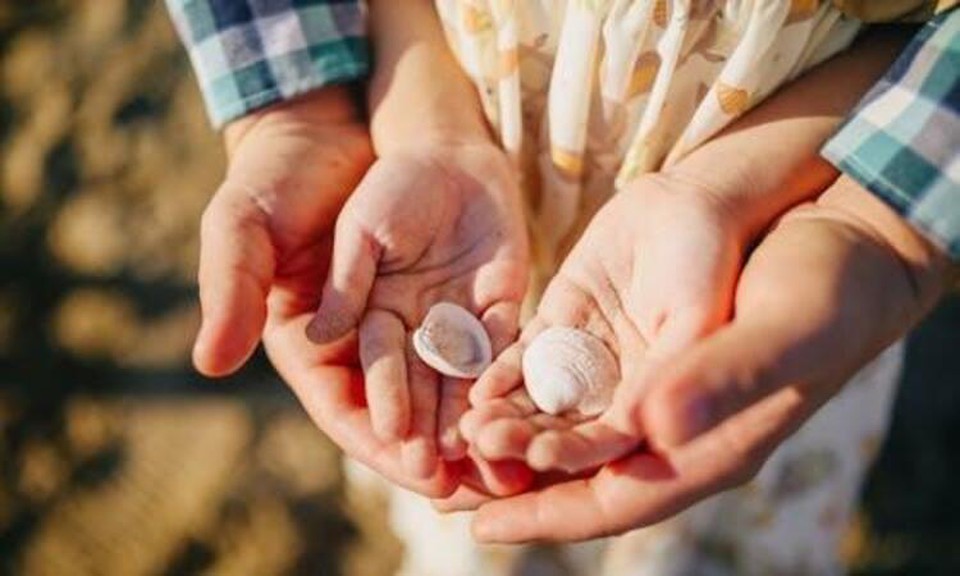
[265,313,459,498]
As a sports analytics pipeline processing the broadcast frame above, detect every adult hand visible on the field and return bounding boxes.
[467,176,955,542]
[192,87,456,497]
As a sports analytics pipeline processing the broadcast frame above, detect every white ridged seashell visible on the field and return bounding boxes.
[522,326,619,416]
[413,302,492,378]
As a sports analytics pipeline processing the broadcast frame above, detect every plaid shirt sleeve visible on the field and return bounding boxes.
[822,9,960,260]
[165,0,369,128]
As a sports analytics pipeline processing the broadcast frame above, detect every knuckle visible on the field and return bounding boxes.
[201,188,267,240]
[717,350,783,416]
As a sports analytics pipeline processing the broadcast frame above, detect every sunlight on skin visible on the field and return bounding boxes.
[455,30,923,522]
[460,176,744,475]
[303,142,530,479]
[193,88,533,500]
[466,179,955,542]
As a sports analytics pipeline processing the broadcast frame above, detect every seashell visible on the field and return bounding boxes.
[413,302,492,379]
[522,326,619,416]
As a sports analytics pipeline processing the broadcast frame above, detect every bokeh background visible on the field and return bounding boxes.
[0,1,958,575]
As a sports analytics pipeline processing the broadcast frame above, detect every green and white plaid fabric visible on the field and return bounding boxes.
[165,0,369,128]
[823,9,960,260]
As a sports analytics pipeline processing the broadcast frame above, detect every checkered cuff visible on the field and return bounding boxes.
[166,0,369,128]
[823,9,960,260]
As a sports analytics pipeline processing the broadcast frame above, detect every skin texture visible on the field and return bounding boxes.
[192,2,956,545]
[196,0,535,501]
[195,86,369,378]
[305,142,529,478]
[303,0,532,486]
[454,25,913,480]
[459,173,744,473]
[443,29,960,540]
[193,87,464,497]
[465,176,956,542]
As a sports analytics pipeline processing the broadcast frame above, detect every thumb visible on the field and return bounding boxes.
[638,210,898,450]
[193,183,275,376]
[306,210,379,343]
[639,321,808,451]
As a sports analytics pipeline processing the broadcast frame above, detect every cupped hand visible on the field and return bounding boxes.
[460,172,745,474]
[193,88,454,497]
[466,176,955,542]
[304,140,530,479]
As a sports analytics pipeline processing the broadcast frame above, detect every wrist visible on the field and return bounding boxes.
[367,0,492,157]
[223,84,363,157]
[373,119,494,157]
[368,62,493,156]
[665,151,839,238]
[819,176,955,303]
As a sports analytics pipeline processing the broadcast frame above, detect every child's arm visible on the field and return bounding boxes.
[367,0,493,152]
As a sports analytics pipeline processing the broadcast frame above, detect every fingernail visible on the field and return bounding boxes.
[305,310,350,343]
[468,387,486,407]
[304,315,324,342]
[191,326,206,361]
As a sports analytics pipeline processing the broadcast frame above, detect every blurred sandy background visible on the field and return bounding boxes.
[0,1,958,575]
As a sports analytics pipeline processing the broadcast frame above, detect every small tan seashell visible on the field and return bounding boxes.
[413,302,492,379]
[522,326,619,416]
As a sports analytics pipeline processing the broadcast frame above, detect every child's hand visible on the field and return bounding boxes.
[306,140,529,478]
[460,173,744,474]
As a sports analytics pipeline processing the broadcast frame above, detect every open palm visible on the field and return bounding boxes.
[306,142,530,479]
[461,173,745,474]
[465,177,953,542]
